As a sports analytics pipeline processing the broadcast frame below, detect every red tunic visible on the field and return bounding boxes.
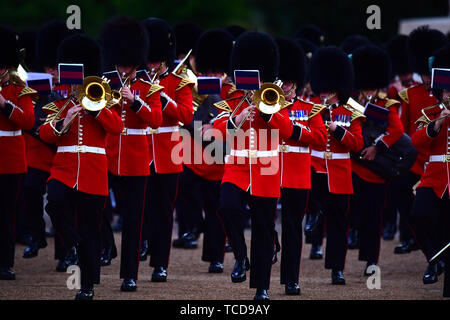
[147,73,194,174]
[213,92,293,197]
[0,82,36,174]
[311,104,364,194]
[40,98,124,196]
[412,118,450,198]
[280,99,327,189]
[351,99,404,184]
[106,78,163,176]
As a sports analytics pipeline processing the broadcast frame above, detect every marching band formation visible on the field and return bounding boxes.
[0,16,449,300]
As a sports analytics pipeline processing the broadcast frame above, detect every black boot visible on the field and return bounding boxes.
[331,270,346,285]
[208,262,224,273]
[285,282,300,295]
[382,222,396,241]
[75,286,94,300]
[100,246,117,266]
[348,228,359,249]
[394,241,411,254]
[139,240,148,261]
[254,289,270,300]
[423,263,438,284]
[172,232,198,249]
[231,258,250,283]
[0,267,15,280]
[364,262,378,276]
[304,210,323,237]
[120,278,137,292]
[151,266,168,282]
[310,245,323,260]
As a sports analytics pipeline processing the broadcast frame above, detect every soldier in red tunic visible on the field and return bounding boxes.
[308,46,364,285]
[173,28,233,272]
[100,16,163,292]
[410,45,450,295]
[22,21,75,270]
[0,26,36,281]
[213,31,293,300]
[141,18,194,282]
[274,37,328,295]
[350,45,404,275]
[40,34,124,299]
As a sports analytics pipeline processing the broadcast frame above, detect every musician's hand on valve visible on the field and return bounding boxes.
[327,121,337,132]
[361,145,377,161]
[434,109,450,131]
[235,105,255,127]
[63,105,82,127]
[121,85,135,103]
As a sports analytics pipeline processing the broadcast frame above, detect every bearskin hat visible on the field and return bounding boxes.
[224,25,247,40]
[0,25,19,69]
[384,35,411,78]
[57,34,102,77]
[295,24,325,47]
[230,31,279,83]
[409,26,447,75]
[430,44,450,99]
[18,30,37,72]
[195,28,234,75]
[142,17,176,70]
[352,45,391,90]
[100,16,148,70]
[275,37,306,89]
[340,34,372,55]
[173,21,203,58]
[310,46,354,103]
[35,20,73,71]
[295,38,317,82]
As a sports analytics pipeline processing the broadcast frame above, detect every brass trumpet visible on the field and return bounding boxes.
[50,76,121,136]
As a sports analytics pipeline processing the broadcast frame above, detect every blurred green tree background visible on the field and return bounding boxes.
[2,0,449,44]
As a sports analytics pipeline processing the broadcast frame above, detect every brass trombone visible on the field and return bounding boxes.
[420,97,450,123]
[50,76,121,136]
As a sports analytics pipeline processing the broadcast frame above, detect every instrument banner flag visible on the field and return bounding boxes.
[26,72,52,95]
[364,102,390,124]
[431,68,450,90]
[58,63,84,85]
[197,77,222,95]
[234,70,260,90]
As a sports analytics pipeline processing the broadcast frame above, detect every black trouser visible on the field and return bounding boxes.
[0,173,24,268]
[219,182,277,290]
[147,163,179,268]
[305,170,327,246]
[280,188,309,284]
[382,171,420,241]
[174,166,204,237]
[352,173,387,264]
[113,175,147,280]
[23,168,49,244]
[100,173,119,254]
[45,179,104,289]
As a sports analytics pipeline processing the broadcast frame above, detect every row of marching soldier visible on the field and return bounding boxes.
[0,16,449,300]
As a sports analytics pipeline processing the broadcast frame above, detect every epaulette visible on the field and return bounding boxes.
[213,100,233,112]
[283,101,294,109]
[42,102,60,114]
[298,99,326,119]
[343,104,366,122]
[398,85,420,104]
[225,82,237,96]
[384,99,400,109]
[146,83,164,97]
[176,78,195,91]
[18,86,37,99]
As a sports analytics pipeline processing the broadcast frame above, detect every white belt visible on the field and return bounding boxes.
[229,149,278,158]
[0,130,22,137]
[122,128,148,135]
[147,126,179,134]
[311,150,350,160]
[57,145,106,155]
[429,154,450,163]
[279,145,310,153]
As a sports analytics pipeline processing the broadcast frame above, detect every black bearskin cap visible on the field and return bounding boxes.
[430,44,450,99]
[195,28,234,75]
[57,34,102,77]
[409,26,447,75]
[310,46,354,103]
[142,17,176,69]
[275,37,306,89]
[100,16,149,69]
[173,21,203,58]
[0,25,19,69]
[18,30,37,71]
[35,20,73,71]
[340,34,372,55]
[385,35,411,77]
[295,24,325,47]
[352,45,392,90]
